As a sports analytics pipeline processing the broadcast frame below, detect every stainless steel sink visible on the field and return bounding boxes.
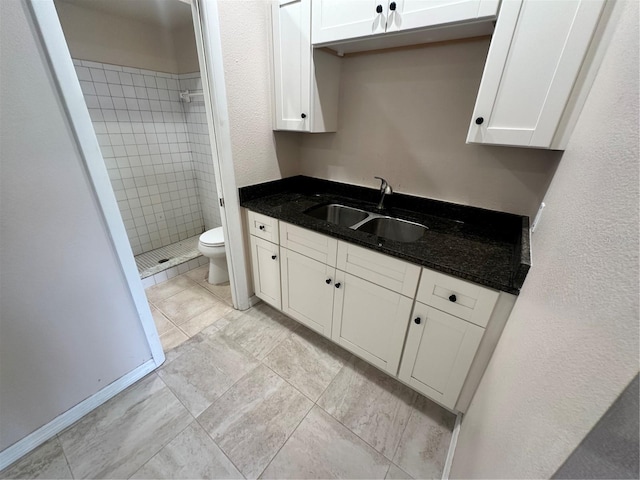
[306,203,428,242]
[355,217,428,242]
[305,204,369,227]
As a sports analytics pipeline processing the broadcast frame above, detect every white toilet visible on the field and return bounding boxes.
[198,227,228,284]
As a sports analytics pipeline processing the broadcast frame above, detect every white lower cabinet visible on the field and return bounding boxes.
[249,235,281,309]
[280,247,335,337]
[399,302,484,409]
[247,214,510,412]
[332,271,413,376]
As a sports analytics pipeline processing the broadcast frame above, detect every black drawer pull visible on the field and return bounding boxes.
[326,278,332,285]
[414,317,421,325]
[259,225,265,231]
[449,294,457,302]
[271,255,277,260]
[335,282,342,289]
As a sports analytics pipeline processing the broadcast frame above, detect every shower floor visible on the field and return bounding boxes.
[135,234,202,279]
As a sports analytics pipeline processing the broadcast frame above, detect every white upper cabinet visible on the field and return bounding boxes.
[312,0,499,46]
[467,0,610,149]
[311,0,386,44]
[272,0,341,132]
[386,0,499,33]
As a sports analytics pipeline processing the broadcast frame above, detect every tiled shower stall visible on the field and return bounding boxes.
[74,59,221,262]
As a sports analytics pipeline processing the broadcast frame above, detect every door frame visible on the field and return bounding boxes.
[27,0,251,368]
[190,0,251,311]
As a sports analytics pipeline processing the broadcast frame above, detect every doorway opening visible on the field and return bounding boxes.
[54,0,227,285]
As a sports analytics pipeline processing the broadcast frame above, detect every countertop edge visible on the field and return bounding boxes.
[239,177,530,296]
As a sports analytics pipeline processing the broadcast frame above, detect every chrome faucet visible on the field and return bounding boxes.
[374,176,393,209]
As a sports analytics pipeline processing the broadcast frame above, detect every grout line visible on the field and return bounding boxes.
[313,399,396,464]
[55,435,76,479]
[312,356,419,464]
[389,394,417,463]
[125,419,194,480]
[254,394,314,480]
[192,364,264,479]
[194,418,246,479]
[314,354,353,406]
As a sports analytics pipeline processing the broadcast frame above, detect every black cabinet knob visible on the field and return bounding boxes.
[335,282,342,289]
[414,317,421,325]
[376,4,383,13]
[475,117,484,125]
[389,2,396,10]
[259,225,265,230]
[271,255,277,260]
[301,113,307,119]
[325,278,332,285]
[449,294,457,302]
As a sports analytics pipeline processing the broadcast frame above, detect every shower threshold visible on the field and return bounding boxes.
[135,234,202,279]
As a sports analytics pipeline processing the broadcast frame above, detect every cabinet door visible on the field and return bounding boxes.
[399,302,483,409]
[280,247,335,337]
[312,0,387,45]
[250,236,282,309]
[332,271,413,376]
[386,0,498,33]
[272,0,311,131]
[466,0,605,148]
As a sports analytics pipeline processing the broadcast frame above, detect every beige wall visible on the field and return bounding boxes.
[217,0,301,188]
[450,2,639,477]
[54,0,199,73]
[173,22,200,74]
[0,0,152,452]
[299,38,562,218]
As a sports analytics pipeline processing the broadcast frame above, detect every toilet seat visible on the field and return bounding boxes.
[200,227,224,247]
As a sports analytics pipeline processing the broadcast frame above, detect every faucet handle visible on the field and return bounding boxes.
[374,176,387,191]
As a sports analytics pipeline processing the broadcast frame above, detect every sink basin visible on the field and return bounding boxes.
[356,217,428,242]
[305,204,370,227]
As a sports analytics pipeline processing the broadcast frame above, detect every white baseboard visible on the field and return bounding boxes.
[0,359,158,471]
[442,412,463,480]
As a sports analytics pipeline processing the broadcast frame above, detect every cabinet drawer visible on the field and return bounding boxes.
[399,302,484,409]
[337,241,420,297]
[280,222,338,267]
[248,210,279,243]
[416,268,498,328]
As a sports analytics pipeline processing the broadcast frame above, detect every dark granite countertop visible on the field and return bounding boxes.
[239,176,530,295]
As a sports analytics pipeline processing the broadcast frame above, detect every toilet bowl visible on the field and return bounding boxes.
[198,227,228,284]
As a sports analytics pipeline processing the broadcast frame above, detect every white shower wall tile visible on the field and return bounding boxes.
[74,60,222,255]
[179,74,221,231]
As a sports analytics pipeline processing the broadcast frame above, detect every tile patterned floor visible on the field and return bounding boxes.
[1,267,456,480]
[146,265,233,352]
